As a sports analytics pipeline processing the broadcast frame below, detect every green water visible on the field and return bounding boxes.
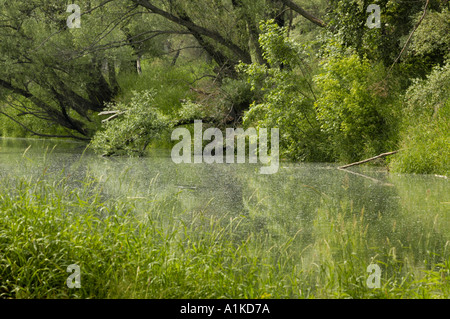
[1,137,449,297]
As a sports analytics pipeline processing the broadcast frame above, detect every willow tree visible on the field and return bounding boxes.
[131,0,326,74]
[0,0,327,139]
[0,0,140,139]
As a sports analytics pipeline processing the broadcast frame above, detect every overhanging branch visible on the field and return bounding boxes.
[133,0,252,63]
[276,0,326,28]
[0,111,90,141]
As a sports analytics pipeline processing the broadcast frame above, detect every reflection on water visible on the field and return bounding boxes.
[1,137,449,287]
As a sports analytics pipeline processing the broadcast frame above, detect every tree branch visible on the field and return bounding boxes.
[0,111,90,141]
[338,151,399,169]
[386,0,430,76]
[275,0,326,28]
[133,0,252,63]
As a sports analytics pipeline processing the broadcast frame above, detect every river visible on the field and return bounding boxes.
[1,137,449,296]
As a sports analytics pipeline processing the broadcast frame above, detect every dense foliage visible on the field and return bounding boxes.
[0,0,448,174]
[239,20,327,161]
[390,62,450,175]
[313,48,400,162]
[90,90,169,156]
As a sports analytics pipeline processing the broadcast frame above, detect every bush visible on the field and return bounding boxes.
[240,21,402,163]
[313,48,400,162]
[239,21,329,162]
[390,61,450,176]
[89,90,170,156]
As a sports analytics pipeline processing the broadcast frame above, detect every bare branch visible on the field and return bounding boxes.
[68,30,192,60]
[338,151,400,169]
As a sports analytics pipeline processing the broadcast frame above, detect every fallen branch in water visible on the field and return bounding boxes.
[338,151,399,170]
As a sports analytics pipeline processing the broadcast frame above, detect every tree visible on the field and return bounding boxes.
[131,0,328,75]
[0,0,328,139]
[239,21,328,161]
[0,0,135,139]
[324,0,442,67]
[313,49,400,162]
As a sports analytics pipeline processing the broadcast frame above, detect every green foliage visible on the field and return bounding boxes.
[404,60,450,120]
[257,20,300,67]
[177,99,206,121]
[325,0,450,80]
[239,20,405,163]
[1,0,448,173]
[116,59,210,116]
[239,20,328,161]
[326,0,425,66]
[314,49,400,162]
[90,90,170,156]
[0,96,98,138]
[410,9,450,62]
[390,61,450,175]
[0,112,63,139]
[390,108,449,176]
[0,0,134,137]
[218,77,256,118]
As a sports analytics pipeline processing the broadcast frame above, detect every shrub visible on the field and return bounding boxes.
[313,49,400,162]
[239,21,329,162]
[390,61,450,176]
[90,90,170,156]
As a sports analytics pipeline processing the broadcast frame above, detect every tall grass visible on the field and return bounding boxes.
[0,169,448,299]
[390,61,450,176]
[390,98,450,176]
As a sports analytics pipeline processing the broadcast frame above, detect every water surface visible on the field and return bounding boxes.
[1,137,449,291]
